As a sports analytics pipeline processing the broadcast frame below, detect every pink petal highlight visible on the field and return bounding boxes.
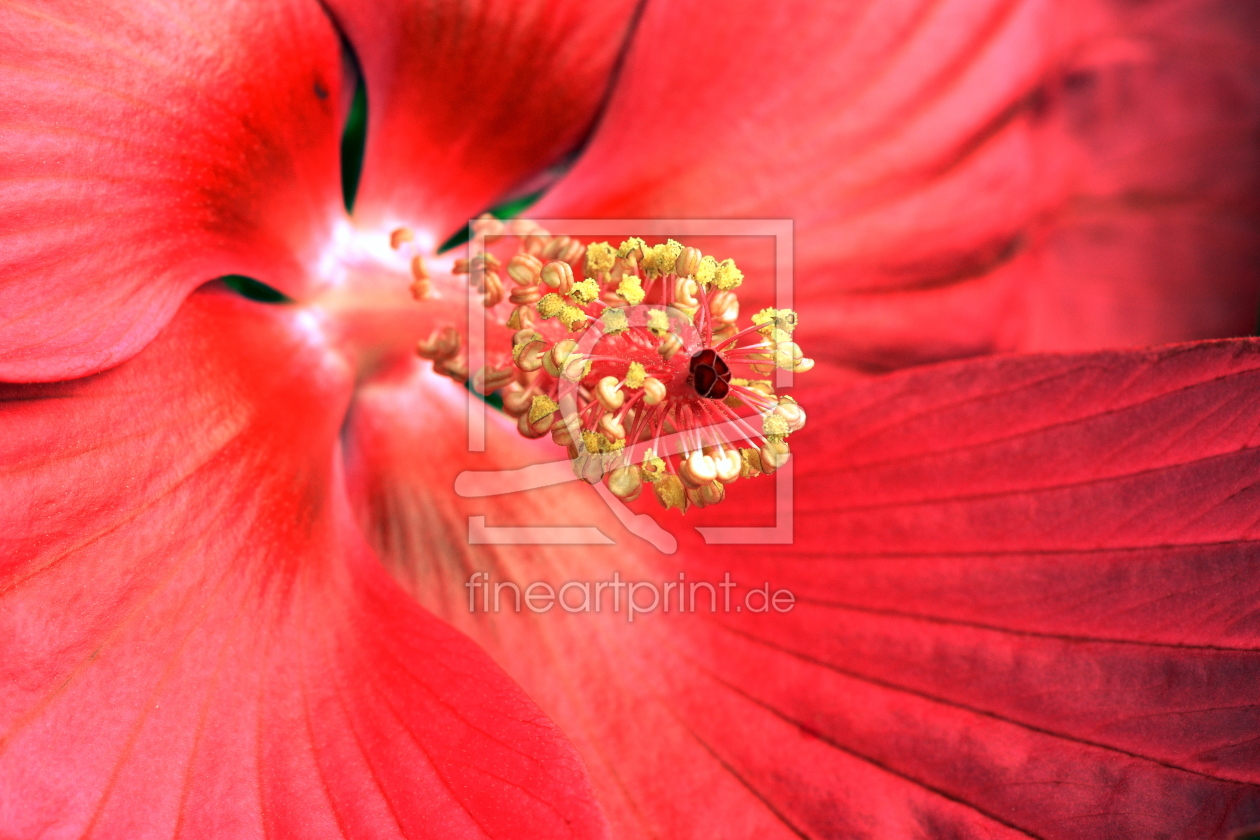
[0,290,607,839]
[0,0,347,382]
[538,0,1260,368]
[328,0,641,243]
[352,339,1260,838]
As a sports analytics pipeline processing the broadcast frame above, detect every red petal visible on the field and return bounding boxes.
[0,290,606,839]
[0,0,346,382]
[537,0,1260,367]
[327,0,640,242]
[352,340,1260,837]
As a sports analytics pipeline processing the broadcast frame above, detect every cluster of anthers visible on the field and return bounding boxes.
[396,216,812,513]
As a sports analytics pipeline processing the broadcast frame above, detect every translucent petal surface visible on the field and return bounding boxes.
[0,290,607,839]
[537,0,1260,368]
[349,342,1260,838]
[328,0,641,244]
[0,0,346,381]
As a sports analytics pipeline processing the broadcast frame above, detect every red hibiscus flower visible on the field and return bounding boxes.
[2,0,1259,837]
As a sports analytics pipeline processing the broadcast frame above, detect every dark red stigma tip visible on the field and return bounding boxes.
[689,348,732,399]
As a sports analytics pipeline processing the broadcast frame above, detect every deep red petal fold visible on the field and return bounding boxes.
[0,0,346,382]
[537,0,1260,367]
[0,291,607,839]
[326,0,640,244]
[350,341,1260,838]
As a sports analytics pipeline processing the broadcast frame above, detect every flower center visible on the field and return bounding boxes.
[689,348,731,399]
[395,217,813,513]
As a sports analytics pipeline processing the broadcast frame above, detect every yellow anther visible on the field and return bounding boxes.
[572,450,605,484]
[679,450,718,488]
[745,379,776,397]
[640,449,667,482]
[607,465,643,501]
[654,474,687,511]
[708,289,739,323]
[773,341,804,371]
[501,386,532,418]
[569,278,600,304]
[480,270,504,307]
[560,356,586,382]
[390,227,414,249]
[542,339,578,376]
[508,285,543,306]
[739,448,762,478]
[551,421,575,447]
[617,237,646,259]
[595,376,625,412]
[643,376,667,405]
[674,246,702,278]
[713,258,743,290]
[540,260,575,292]
[417,326,461,361]
[758,439,790,474]
[507,253,543,286]
[642,239,683,277]
[585,242,616,277]
[753,307,798,335]
[767,327,793,348]
[617,276,645,306]
[688,480,725,508]
[527,395,558,424]
[601,308,629,335]
[694,255,718,288]
[674,277,700,312]
[749,350,774,376]
[625,361,646,389]
[506,305,535,330]
[518,409,553,439]
[559,305,589,331]
[538,293,564,319]
[710,447,741,484]
[773,397,807,432]
[514,340,547,372]
[543,235,584,264]
[582,430,605,454]
[555,338,578,362]
[512,328,541,348]
[474,365,514,394]
[647,309,670,337]
[599,413,626,441]
[657,332,683,360]
[763,413,791,441]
